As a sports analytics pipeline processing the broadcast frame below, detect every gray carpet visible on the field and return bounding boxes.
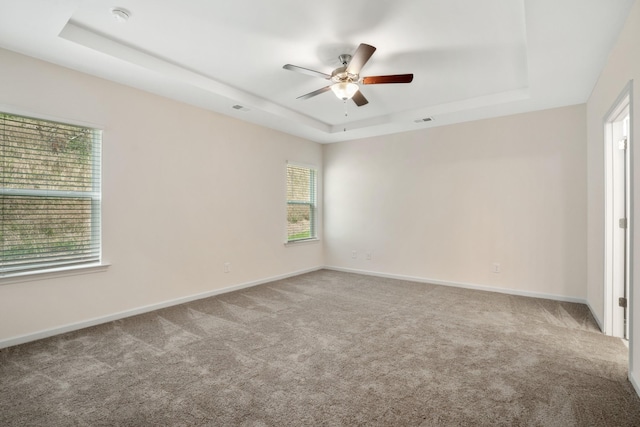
[1,269,639,426]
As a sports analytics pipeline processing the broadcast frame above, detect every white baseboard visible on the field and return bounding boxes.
[0,265,606,349]
[630,371,640,399]
[585,300,604,332]
[324,265,588,304]
[0,266,322,349]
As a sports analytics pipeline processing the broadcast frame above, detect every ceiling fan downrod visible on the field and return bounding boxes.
[338,54,351,66]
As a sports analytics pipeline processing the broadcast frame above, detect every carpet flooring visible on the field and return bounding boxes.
[1,269,639,426]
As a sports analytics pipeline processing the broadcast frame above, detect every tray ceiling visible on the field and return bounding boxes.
[0,0,634,142]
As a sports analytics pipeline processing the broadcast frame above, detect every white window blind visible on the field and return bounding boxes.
[286,163,317,242]
[0,112,101,276]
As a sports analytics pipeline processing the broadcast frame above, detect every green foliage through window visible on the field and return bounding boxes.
[0,113,101,275]
[286,164,316,242]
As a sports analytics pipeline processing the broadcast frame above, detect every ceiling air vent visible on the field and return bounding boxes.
[414,117,433,123]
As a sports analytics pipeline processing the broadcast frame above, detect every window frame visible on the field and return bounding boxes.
[0,110,105,280]
[286,162,318,244]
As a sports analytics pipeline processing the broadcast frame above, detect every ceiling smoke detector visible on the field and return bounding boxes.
[110,8,130,23]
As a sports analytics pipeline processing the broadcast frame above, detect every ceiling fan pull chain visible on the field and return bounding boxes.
[344,100,348,132]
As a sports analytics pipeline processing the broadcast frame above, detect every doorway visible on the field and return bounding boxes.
[604,86,631,339]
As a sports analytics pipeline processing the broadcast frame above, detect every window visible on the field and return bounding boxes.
[286,163,317,242]
[0,112,101,276]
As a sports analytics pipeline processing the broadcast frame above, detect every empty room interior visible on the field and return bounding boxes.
[2,0,640,425]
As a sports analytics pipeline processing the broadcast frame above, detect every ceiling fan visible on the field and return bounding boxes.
[283,43,413,107]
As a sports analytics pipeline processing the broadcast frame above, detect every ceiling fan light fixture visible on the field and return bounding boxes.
[284,43,412,107]
[331,82,359,100]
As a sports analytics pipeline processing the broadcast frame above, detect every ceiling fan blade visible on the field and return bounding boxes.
[283,64,331,80]
[361,74,414,84]
[297,86,332,100]
[346,43,376,75]
[352,90,369,107]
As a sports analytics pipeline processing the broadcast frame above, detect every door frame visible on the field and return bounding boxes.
[604,81,633,339]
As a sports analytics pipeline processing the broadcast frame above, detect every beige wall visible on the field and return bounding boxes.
[324,105,587,300]
[586,0,640,394]
[0,49,323,343]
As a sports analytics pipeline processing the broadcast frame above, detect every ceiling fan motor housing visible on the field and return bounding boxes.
[331,54,359,83]
[331,66,359,83]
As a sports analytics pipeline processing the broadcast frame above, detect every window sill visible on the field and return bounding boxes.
[0,262,111,286]
[284,238,320,247]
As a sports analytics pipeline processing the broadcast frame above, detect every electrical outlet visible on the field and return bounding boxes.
[492,263,501,273]
[351,250,357,259]
[224,262,231,273]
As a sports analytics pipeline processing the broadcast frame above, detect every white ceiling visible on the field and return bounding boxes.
[0,0,634,143]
